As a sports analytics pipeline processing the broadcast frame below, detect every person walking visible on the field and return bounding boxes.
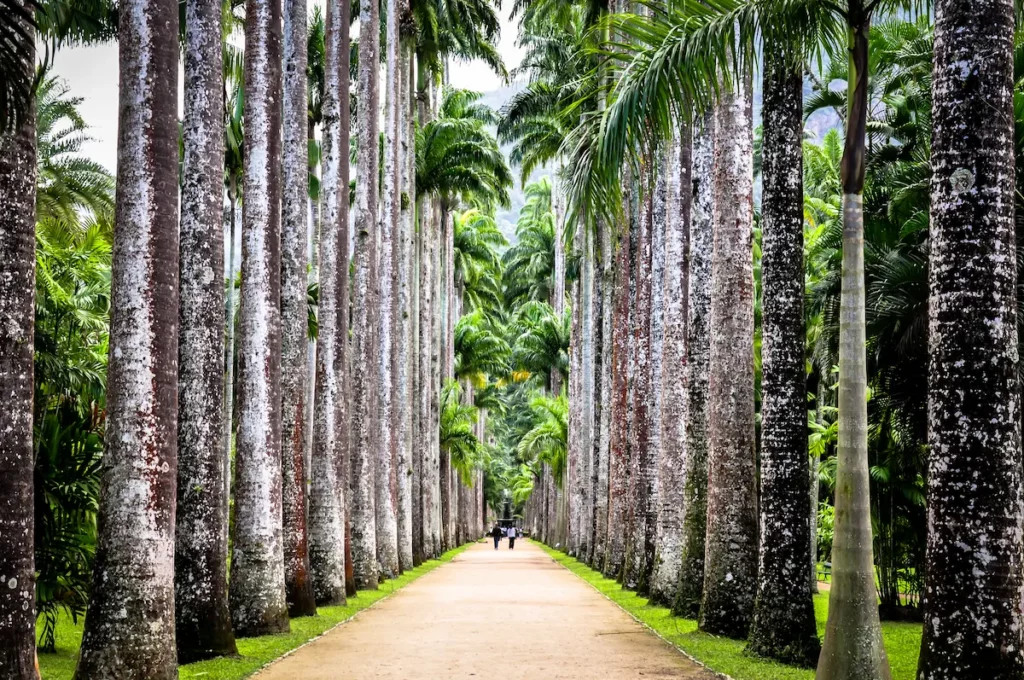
[507,525,516,550]
[490,524,503,550]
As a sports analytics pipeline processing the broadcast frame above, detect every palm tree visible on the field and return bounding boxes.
[230,0,290,637]
[308,0,348,608]
[503,184,556,309]
[350,0,381,588]
[919,2,1024,677]
[281,0,317,618]
[222,80,243,516]
[746,36,820,667]
[0,4,36,676]
[74,0,181,673]
[175,0,239,662]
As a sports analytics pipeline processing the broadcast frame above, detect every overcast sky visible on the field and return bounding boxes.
[50,8,525,175]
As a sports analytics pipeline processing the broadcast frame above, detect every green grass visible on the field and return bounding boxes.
[537,542,922,680]
[39,542,475,680]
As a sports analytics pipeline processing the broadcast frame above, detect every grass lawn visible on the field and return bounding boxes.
[38,542,475,680]
[537,542,922,680]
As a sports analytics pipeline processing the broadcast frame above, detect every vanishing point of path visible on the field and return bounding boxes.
[257,539,716,679]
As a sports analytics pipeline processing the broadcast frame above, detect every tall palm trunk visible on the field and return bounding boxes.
[430,198,444,554]
[919,2,1023,676]
[350,0,381,587]
[567,218,583,556]
[650,124,691,606]
[593,218,613,565]
[281,0,316,618]
[576,217,596,562]
[416,178,435,563]
[176,0,239,660]
[375,0,402,579]
[673,110,713,619]
[438,208,453,551]
[223,182,239,516]
[747,43,820,667]
[230,0,290,637]
[699,71,757,640]
[816,6,890,677]
[308,0,348,607]
[75,0,181,673]
[395,35,415,573]
[603,204,633,579]
[0,12,37,675]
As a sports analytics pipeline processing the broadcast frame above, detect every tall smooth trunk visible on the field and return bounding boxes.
[918,1,1023,676]
[699,72,758,640]
[673,110,714,619]
[351,0,381,587]
[0,15,37,675]
[416,191,435,562]
[651,125,692,606]
[176,0,238,660]
[229,0,290,636]
[374,0,402,579]
[223,189,238,519]
[816,8,891,678]
[308,0,348,607]
[281,0,316,618]
[747,45,820,667]
[593,219,613,565]
[75,0,181,672]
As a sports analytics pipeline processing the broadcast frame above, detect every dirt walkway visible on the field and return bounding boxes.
[256,539,716,679]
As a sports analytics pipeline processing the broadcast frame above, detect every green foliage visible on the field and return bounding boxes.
[440,380,481,486]
[517,393,567,485]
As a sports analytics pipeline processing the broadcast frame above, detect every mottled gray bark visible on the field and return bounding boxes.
[176,0,238,660]
[438,209,453,551]
[592,218,613,566]
[919,2,1024,677]
[699,73,758,640]
[281,0,316,618]
[75,0,181,672]
[350,0,381,589]
[307,0,348,607]
[747,45,820,667]
[673,110,714,620]
[651,125,691,607]
[0,16,37,674]
[229,0,290,637]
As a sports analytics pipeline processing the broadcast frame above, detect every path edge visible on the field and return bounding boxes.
[533,541,734,680]
[250,543,476,678]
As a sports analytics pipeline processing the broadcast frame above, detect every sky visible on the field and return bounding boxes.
[50,7,526,176]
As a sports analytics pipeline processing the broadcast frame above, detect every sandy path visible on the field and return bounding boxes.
[256,539,715,679]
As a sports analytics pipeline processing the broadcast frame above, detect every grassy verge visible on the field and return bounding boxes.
[39,542,476,680]
[536,542,922,680]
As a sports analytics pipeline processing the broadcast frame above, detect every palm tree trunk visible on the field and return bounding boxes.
[75,0,181,672]
[567,223,583,556]
[417,188,435,563]
[281,0,316,618]
[650,124,691,607]
[747,43,820,666]
[0,13,37,674]
[395,37,415,574]
[810,379,823,594]
[431,198,443,554]
[919,2,1023,676]
[308,0,348,607]
[230,0,290,638]
[305,116,319,500]
[592,218,613,566]
[699,71,758,640]
[816,7,890,677]
[672,109,714,620]
[375,0,402,579]
[576,217,596,563]
[350,0,381,589]
[175,0,239,660]
[603,202,633,578]
[224,185,238,522]
[439,208,453,551]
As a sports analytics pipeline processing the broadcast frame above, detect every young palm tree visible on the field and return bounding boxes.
[279,0,317,617]
[74,0,181,674]
[230,0,291,636]
[175,0,239,662]
[351,0,381,588]
[308,0,349,607]
[746,37,820,667]
[0,5,36,676]
[919,2,1024,677]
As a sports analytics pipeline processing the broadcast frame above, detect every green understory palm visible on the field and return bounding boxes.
[440,379,481,487]
[454,309,511,389]
[510,300,570,391]
[453,209,507,315]
[517,392,568,486]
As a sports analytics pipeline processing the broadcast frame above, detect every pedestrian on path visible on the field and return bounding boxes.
[490,524,502,550]
[507,525,516,550]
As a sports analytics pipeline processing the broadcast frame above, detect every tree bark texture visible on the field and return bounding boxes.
[747,46,820,667]
[229,0,290,637]
[919,1,1024,677]
[75,0,181,673]
[176,0,238,660]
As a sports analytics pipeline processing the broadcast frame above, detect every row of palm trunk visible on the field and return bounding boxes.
[546,2,1024,679]
[0,0,489,675]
